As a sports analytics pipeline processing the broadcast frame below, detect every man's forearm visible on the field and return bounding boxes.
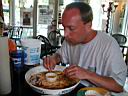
[87,71,123,92]
[52,53,61,64]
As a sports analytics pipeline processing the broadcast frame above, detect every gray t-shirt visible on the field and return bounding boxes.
[56,31,127,88]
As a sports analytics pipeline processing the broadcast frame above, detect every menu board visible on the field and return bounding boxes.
[38,5,53,24]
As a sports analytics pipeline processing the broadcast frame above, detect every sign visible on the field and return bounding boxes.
[38,5,53,24]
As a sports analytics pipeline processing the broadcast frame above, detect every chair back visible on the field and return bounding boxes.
[9,26,23,40]
[112,34,128,65]
[112,34,127,44]
[36,35,51,47]
[36,35,60,58]
[8,26,23,47]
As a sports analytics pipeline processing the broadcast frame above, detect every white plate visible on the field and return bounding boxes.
[25,65,80,95]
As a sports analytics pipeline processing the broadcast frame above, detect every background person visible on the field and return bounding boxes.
[43,2,127,95]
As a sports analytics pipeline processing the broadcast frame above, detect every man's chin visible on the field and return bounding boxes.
[65,38,77,45]
[67,40,78,45]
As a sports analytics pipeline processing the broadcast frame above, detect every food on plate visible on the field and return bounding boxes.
[29,71,79,89]
[85,90,102,96]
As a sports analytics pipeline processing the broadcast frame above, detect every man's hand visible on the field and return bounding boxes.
[43,55,56,71]
[64,65,123,92]
[64,64,89,80]
[43,53,61,71]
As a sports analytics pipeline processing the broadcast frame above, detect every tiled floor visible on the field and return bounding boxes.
[124,77,128,92]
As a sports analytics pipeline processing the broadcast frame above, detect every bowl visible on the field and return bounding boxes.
[25,65,80,95]
[45,72,57,82]
[77,87,110,96]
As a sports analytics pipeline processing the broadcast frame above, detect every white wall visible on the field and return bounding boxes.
[90,0,103,31]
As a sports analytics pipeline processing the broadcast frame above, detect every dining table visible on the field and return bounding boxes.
[4,62,85,96]
[4,59,128,96]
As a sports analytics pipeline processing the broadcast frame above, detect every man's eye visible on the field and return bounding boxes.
[69,27,75,31]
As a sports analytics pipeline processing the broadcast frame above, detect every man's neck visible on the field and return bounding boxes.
[82,30,97,44]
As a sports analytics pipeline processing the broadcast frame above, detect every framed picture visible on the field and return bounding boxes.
[23,12,31,25]
[20,8,33,26]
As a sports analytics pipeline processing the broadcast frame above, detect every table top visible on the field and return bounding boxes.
[6,64,85,96]
[6,62,128,96]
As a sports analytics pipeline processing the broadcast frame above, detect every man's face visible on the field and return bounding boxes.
[62,8,88,45]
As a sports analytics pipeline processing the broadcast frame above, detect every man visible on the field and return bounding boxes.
[43,2,127,94]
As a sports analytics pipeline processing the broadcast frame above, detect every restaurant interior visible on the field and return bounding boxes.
[0,0,128,96]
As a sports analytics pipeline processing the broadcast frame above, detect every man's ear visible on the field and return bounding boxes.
[85,22,92,31]
[86,22,92,28]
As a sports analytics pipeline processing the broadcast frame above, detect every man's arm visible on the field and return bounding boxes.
[85,70,123,92]
[64,65,124,93]
[52,53,61,64]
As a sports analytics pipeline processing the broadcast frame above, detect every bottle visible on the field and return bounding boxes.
[0,37,12,95]
[10,49,27,71]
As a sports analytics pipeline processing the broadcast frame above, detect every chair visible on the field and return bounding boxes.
[36,35,60,58]
[9,26,23,47]
[112,34,128,64]
[112,34,127,45]
[112,34,127,55]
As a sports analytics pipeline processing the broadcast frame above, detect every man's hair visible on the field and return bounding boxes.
[65,2,93,23]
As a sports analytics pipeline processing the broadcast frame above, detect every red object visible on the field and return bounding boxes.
[8,39,17,53]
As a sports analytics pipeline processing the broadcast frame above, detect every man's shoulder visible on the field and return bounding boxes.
[97,31,114,41]
[95,31,118,47]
